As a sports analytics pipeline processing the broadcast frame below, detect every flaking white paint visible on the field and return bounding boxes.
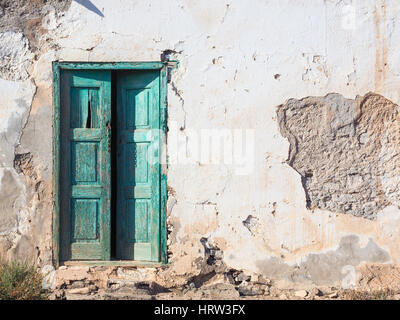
[0,0,400,287]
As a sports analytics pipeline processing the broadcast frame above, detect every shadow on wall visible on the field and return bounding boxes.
[73,0,104,17]
[256,235,390,286]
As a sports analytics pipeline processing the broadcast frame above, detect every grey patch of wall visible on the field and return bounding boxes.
[0,169,25,234]
[277,92,400,219]
[256,235,390,286]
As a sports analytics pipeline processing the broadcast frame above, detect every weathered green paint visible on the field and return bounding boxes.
[52,62,170,265]
[59,70,112,261]
[52,63,61,267]
[62,260,164,267]
[160,66,168,264]
[55,62,164,70]
[116,70,161,261]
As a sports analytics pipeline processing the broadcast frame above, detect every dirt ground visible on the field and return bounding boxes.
[51,278,400,301]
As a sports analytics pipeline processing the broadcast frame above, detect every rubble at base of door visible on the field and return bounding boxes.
[48,263,400,300]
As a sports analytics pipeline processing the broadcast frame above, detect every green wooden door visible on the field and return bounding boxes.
[60,70,112,260]
[116,70,161,261]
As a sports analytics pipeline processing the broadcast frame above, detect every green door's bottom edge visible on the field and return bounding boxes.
[60,260,168,267]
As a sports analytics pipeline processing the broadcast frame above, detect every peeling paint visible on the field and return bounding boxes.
[0,0,400,291]
[256,235,390,287]
[277,92,400,220]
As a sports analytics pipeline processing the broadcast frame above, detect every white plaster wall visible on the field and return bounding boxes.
[1,0,400,287]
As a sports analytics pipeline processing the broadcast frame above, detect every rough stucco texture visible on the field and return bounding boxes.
[277,93,400,220]
[0,31,33,80]
[0,0,71,32]
[256,234,390,286]
[2,0,400,289]
[0,0,72,80]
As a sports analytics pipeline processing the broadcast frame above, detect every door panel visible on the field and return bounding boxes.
[59,68,162,262]
[116,70,161,261]
[60,70,111,261]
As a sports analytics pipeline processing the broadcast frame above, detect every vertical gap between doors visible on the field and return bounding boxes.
[110,70,117,259]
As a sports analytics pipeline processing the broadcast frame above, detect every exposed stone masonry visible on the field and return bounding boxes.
[277,93,400,219]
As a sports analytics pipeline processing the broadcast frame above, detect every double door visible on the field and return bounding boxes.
[59,69,161,262]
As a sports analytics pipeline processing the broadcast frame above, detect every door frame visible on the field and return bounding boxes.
[52,62,169,267]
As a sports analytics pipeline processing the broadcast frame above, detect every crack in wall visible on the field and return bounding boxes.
[171,80,186,131]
